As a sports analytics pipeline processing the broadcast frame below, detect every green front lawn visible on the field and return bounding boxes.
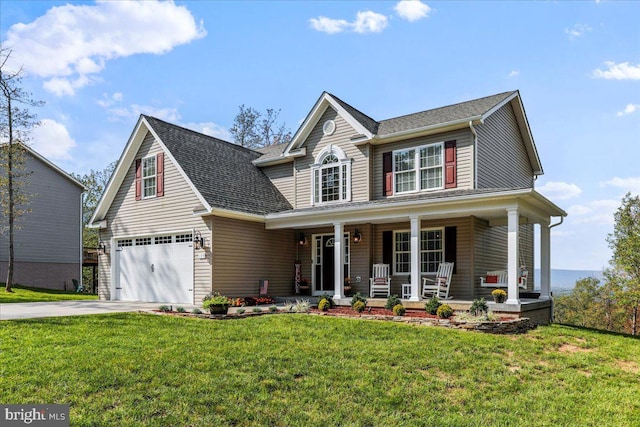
[0,284,98,303]
[1,314,638,426]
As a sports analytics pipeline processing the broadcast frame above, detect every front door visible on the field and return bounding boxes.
[313,233,349,295]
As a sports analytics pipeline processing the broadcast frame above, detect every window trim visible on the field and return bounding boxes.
[311,145,352,205]
[141,155,157,199]
[392,227,445,276]
[392,142,444,195]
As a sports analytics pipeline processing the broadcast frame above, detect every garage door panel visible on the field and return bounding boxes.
[116,238,194,304]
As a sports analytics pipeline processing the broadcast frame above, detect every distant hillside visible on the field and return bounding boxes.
[534,269,604,292]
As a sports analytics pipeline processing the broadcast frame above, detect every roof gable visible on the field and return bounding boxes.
[91,116,292,225]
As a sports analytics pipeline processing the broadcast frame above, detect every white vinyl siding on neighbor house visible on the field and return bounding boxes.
[98,131,211,303]
[142,156,156,198]
[393,227,444,275]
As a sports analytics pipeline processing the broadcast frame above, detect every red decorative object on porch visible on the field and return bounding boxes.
[485,275,499,284]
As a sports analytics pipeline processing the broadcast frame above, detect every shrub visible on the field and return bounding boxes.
[385,295,402,310]
[159,305,172,313]
[425,297,442,315]
[294,299,311,313]
[176,307,186,313]
[353,301,366,313]
[202,292,231,310]
[284,302,295,312]
[192,308,203,315]
[252,307,263,313]
[269,305,278,313]
[319,293,335,308]
[470,298,489,316]
[237,308,246,315]
[437,304,454,319]
[318,298,330,311]
[392,304,406,316]
[350,292,367,308]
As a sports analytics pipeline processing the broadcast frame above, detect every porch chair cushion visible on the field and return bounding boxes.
[485,275,499,284]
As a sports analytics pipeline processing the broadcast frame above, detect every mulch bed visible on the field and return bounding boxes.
[311,307,438,318]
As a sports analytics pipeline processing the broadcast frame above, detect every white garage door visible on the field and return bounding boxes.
[115,234,194,304]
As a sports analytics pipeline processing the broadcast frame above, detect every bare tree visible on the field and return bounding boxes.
[0,48,43,292]
[229,105,292,148]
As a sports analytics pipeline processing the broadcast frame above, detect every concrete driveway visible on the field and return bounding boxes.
[0,300,197,320]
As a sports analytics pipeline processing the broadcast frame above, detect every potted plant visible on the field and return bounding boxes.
[203,292,231,315]
[491,289,507,303]
[344,277,352,296]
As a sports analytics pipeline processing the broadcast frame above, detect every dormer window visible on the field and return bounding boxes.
[312,146,351,205]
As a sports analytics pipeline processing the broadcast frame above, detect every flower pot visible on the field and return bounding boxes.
[493,295,506,304]
[208,304,229,315]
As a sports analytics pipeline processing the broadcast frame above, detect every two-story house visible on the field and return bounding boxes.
[90,90,565,323]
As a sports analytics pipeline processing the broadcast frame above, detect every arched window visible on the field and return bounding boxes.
[311,146,351,204]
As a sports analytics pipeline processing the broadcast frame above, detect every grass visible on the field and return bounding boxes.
[0,284,98,303]
[1,314,639,426]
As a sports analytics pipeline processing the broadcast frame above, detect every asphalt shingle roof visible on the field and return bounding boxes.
[144,116,292,215]
[328,92,380,135]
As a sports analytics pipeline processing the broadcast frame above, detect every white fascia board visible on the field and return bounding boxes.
[265,189,536,229]
[480,91,519,122]
[207,207,266,223]
[367,117,482,146]
[87,219,107,229]
[253,148,305,167]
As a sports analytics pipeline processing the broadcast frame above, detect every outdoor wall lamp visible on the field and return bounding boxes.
[298,232,307,246]
[194,230,204,250]
[353,229,362,244]
[97,241,107,255]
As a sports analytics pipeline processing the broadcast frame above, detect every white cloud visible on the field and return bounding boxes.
[567,199,620,225]
[602,177,640,196]
[30,119,76,160]
[309,16,350,34]
[616,103,640,116]
[592,61,640,80]
[107,104,181,123]
[537,181,582,200]
[564,24,591,40]
[310,10,388,34]
[508,70,520,78]
[182,122,232,141]
[394,1,431,22]
[4,0,206,96]
[97,92,124,108]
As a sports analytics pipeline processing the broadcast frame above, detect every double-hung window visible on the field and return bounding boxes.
[312,147,351,205]
[393,142,443,194]
[393,227,444,275]
[142,156,156,198]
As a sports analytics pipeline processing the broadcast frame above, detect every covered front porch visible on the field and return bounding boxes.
[266,189,567,312]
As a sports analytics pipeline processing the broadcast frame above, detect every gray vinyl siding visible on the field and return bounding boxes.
[98,132,211,302]
[211,216,295,297]
[472,218,534,298]
[294,107,369,209]
[0,150,82,289]
[261,162,295,205]
[371,129,474,200]
[476,103,534,189]
[371,217,474,299]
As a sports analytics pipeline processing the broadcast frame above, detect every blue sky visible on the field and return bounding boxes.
[1,0,638,271]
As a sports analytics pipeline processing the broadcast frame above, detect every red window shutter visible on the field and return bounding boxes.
[135,159,142,201]
[382,152,393,196]
[444,140,457,189]
[156,152,164,197]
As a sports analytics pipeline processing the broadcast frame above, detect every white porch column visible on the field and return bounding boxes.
[410,216,420,301]
[506,208,520,305]
[333,222,344,300]
[540,222,551,300]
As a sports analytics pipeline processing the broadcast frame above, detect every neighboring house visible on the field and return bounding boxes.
[90,90,566,323]
[0,144,85,290]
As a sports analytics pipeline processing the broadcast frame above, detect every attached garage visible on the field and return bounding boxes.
[114,233,194,304]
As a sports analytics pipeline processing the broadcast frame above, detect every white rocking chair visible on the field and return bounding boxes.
[369,263,391,297]
[422,262,454,300]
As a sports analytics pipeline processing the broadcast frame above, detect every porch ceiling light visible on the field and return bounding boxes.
[353,229,362,244]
